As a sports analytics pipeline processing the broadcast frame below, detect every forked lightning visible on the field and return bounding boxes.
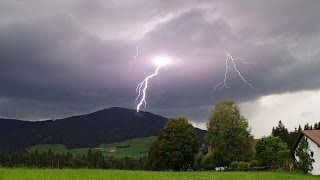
[214,53,255,92]
[136,56,170,112]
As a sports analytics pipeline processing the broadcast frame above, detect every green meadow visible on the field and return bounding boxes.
[0,169,318,180]
[27,136,156,158]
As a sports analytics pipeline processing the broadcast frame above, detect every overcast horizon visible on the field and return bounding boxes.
[1,0,320,138]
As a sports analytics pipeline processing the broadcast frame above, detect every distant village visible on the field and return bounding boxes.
[93,143,132,153]
[94,147,118,153]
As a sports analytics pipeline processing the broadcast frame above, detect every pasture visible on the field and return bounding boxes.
[0,169,318,180]
[27,136,156,158]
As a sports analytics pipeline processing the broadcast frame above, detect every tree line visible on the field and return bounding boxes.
[272,120,320,149]
[0,149,147,170]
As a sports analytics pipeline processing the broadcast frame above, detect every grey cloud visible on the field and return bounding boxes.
[301,112,313,118]
[0,14,137,119]
[216,0,320,38]
[139,8,320,104]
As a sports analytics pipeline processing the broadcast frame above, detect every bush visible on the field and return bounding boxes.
[229,161,249,169]
[249,160,260,167]
[201,153,215,170]
[238,161,249,169]
[230,161,239,169]
[277,150,293,169]
[255,136,289,167]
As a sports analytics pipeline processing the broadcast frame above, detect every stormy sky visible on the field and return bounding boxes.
[1,0,320,137]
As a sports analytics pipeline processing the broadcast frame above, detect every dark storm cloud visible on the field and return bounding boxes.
[217,0,320,38]
[0,0,320,124]
[139,8,320,107]
[0,13,137,119]
[123,2,320,121]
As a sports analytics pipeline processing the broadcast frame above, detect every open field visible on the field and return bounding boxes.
[27,144,69,154]
[27,136,156,158]
[97,136,155,158]
[0,169,318,180]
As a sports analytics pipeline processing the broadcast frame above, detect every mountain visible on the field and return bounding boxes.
[0,107,206,151]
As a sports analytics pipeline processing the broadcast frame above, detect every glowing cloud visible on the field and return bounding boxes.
[153,56,170,67]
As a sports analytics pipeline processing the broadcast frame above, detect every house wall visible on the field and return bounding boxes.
[307,138,320,175]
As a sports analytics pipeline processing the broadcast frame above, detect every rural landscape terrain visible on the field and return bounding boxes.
[0,103,319,179]
[0,107,205,152]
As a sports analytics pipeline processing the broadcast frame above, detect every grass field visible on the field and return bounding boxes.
[0,169,318,180]
[27,136,156,158]
[97,136,155,158]
[27,144,69,154]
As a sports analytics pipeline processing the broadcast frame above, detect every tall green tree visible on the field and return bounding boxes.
[207,99,253,166]
[148,118,198,171]
[256,136,292,168]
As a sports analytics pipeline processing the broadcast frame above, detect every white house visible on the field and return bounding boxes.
[293,130,320,175]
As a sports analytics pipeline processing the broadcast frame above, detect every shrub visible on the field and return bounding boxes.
[201,153,215,170]
[230,161,239,169]
[249,160,260,167]
[237,161,249,169]
[255,136,289,167]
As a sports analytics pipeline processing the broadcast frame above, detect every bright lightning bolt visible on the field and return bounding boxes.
[136,56,170,112]
[214,53,255,92]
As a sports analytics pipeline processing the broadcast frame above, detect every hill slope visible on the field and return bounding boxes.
[0,107,206,151]
[28,136,156,158]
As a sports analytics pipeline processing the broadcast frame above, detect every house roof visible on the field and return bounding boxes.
[292,130,320,151]
[303,130,320,146]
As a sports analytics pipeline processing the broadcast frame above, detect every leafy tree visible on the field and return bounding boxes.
[295,137,315,173]
[255,136,292,168]
[147,140,161,169]
[207,100,253,166]
[148,118,198,171]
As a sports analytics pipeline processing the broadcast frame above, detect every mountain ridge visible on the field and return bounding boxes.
[0,107,206,151]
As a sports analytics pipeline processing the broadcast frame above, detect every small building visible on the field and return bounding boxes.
[292,130,320,175]
[93,147,117,152]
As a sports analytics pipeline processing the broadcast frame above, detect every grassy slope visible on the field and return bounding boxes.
[97,136,155,158]
[26,144,69,154]
[0,169,318,180]
[27,136,156,158]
